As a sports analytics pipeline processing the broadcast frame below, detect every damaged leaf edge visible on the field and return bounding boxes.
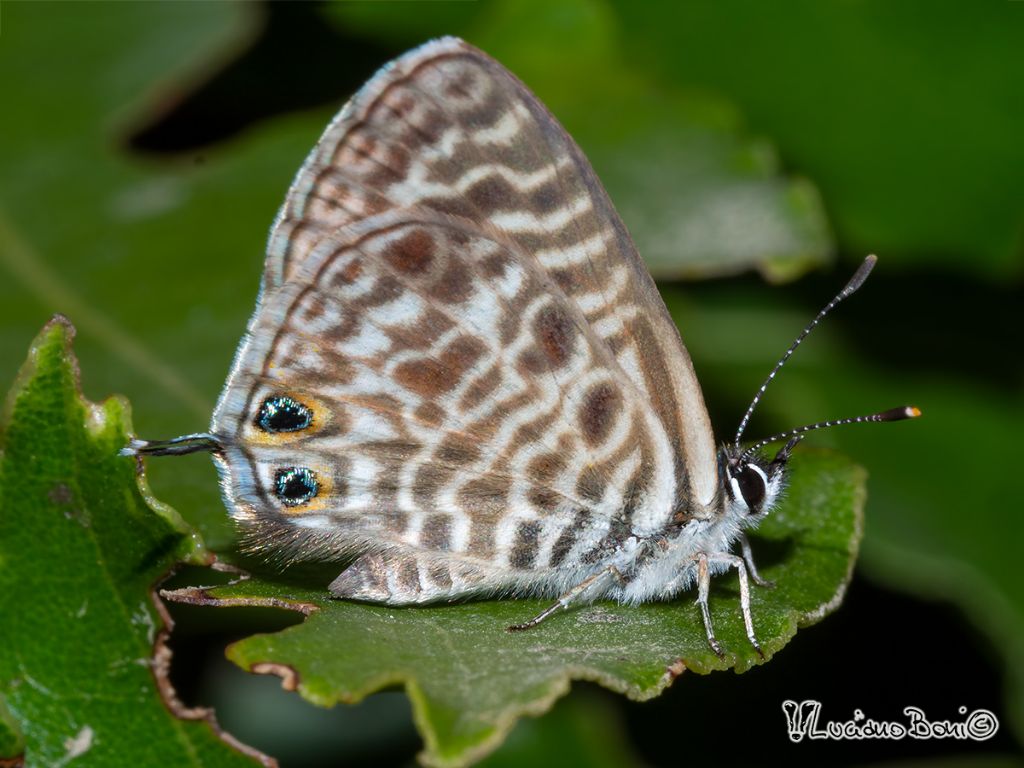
[149,591,278,767]
[1,315,277,767]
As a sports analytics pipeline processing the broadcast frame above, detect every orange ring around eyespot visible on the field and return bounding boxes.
[277,463,335,515]
[245,390,331,447]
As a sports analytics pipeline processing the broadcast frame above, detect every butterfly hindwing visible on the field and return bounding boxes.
[215,214,680,598]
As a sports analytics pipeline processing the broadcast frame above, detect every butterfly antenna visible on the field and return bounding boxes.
[733,254,878,451]
[120,433,221,457]
[741,406,921,461]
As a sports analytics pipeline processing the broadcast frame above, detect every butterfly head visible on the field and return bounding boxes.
[720,437,798,523]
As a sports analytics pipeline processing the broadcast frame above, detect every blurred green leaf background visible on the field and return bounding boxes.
[0,1,1021,766]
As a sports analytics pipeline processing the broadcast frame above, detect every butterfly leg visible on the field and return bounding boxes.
[695,552,765,659]
[695,553,724,658]
[738,532,775,588]
[507,566,624,632]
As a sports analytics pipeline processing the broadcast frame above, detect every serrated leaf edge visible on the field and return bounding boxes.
[1,316,278,767]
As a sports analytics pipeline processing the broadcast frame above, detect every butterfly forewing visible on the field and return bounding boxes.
[213,38,719,601]
[264,37,717,507]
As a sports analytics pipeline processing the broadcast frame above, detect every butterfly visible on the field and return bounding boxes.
[125,37,918,657]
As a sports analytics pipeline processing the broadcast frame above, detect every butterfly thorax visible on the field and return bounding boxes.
[605,447,785,603]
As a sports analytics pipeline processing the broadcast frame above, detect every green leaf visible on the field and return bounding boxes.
[0,695,24,759]
[0,318,271,767]
[162,449,864,767]
[477,691,639,768]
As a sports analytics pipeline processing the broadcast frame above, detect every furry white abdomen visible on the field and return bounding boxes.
[606,516,744,604]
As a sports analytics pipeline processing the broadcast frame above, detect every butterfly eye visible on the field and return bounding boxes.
[257,395,313,433]
[735,464,767,514]
[274,467,319,507]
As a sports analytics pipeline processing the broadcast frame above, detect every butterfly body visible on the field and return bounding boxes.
[128,37,917,655]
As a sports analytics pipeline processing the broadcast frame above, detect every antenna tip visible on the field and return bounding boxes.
[879,405,921,421]
[842,254,878,296]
